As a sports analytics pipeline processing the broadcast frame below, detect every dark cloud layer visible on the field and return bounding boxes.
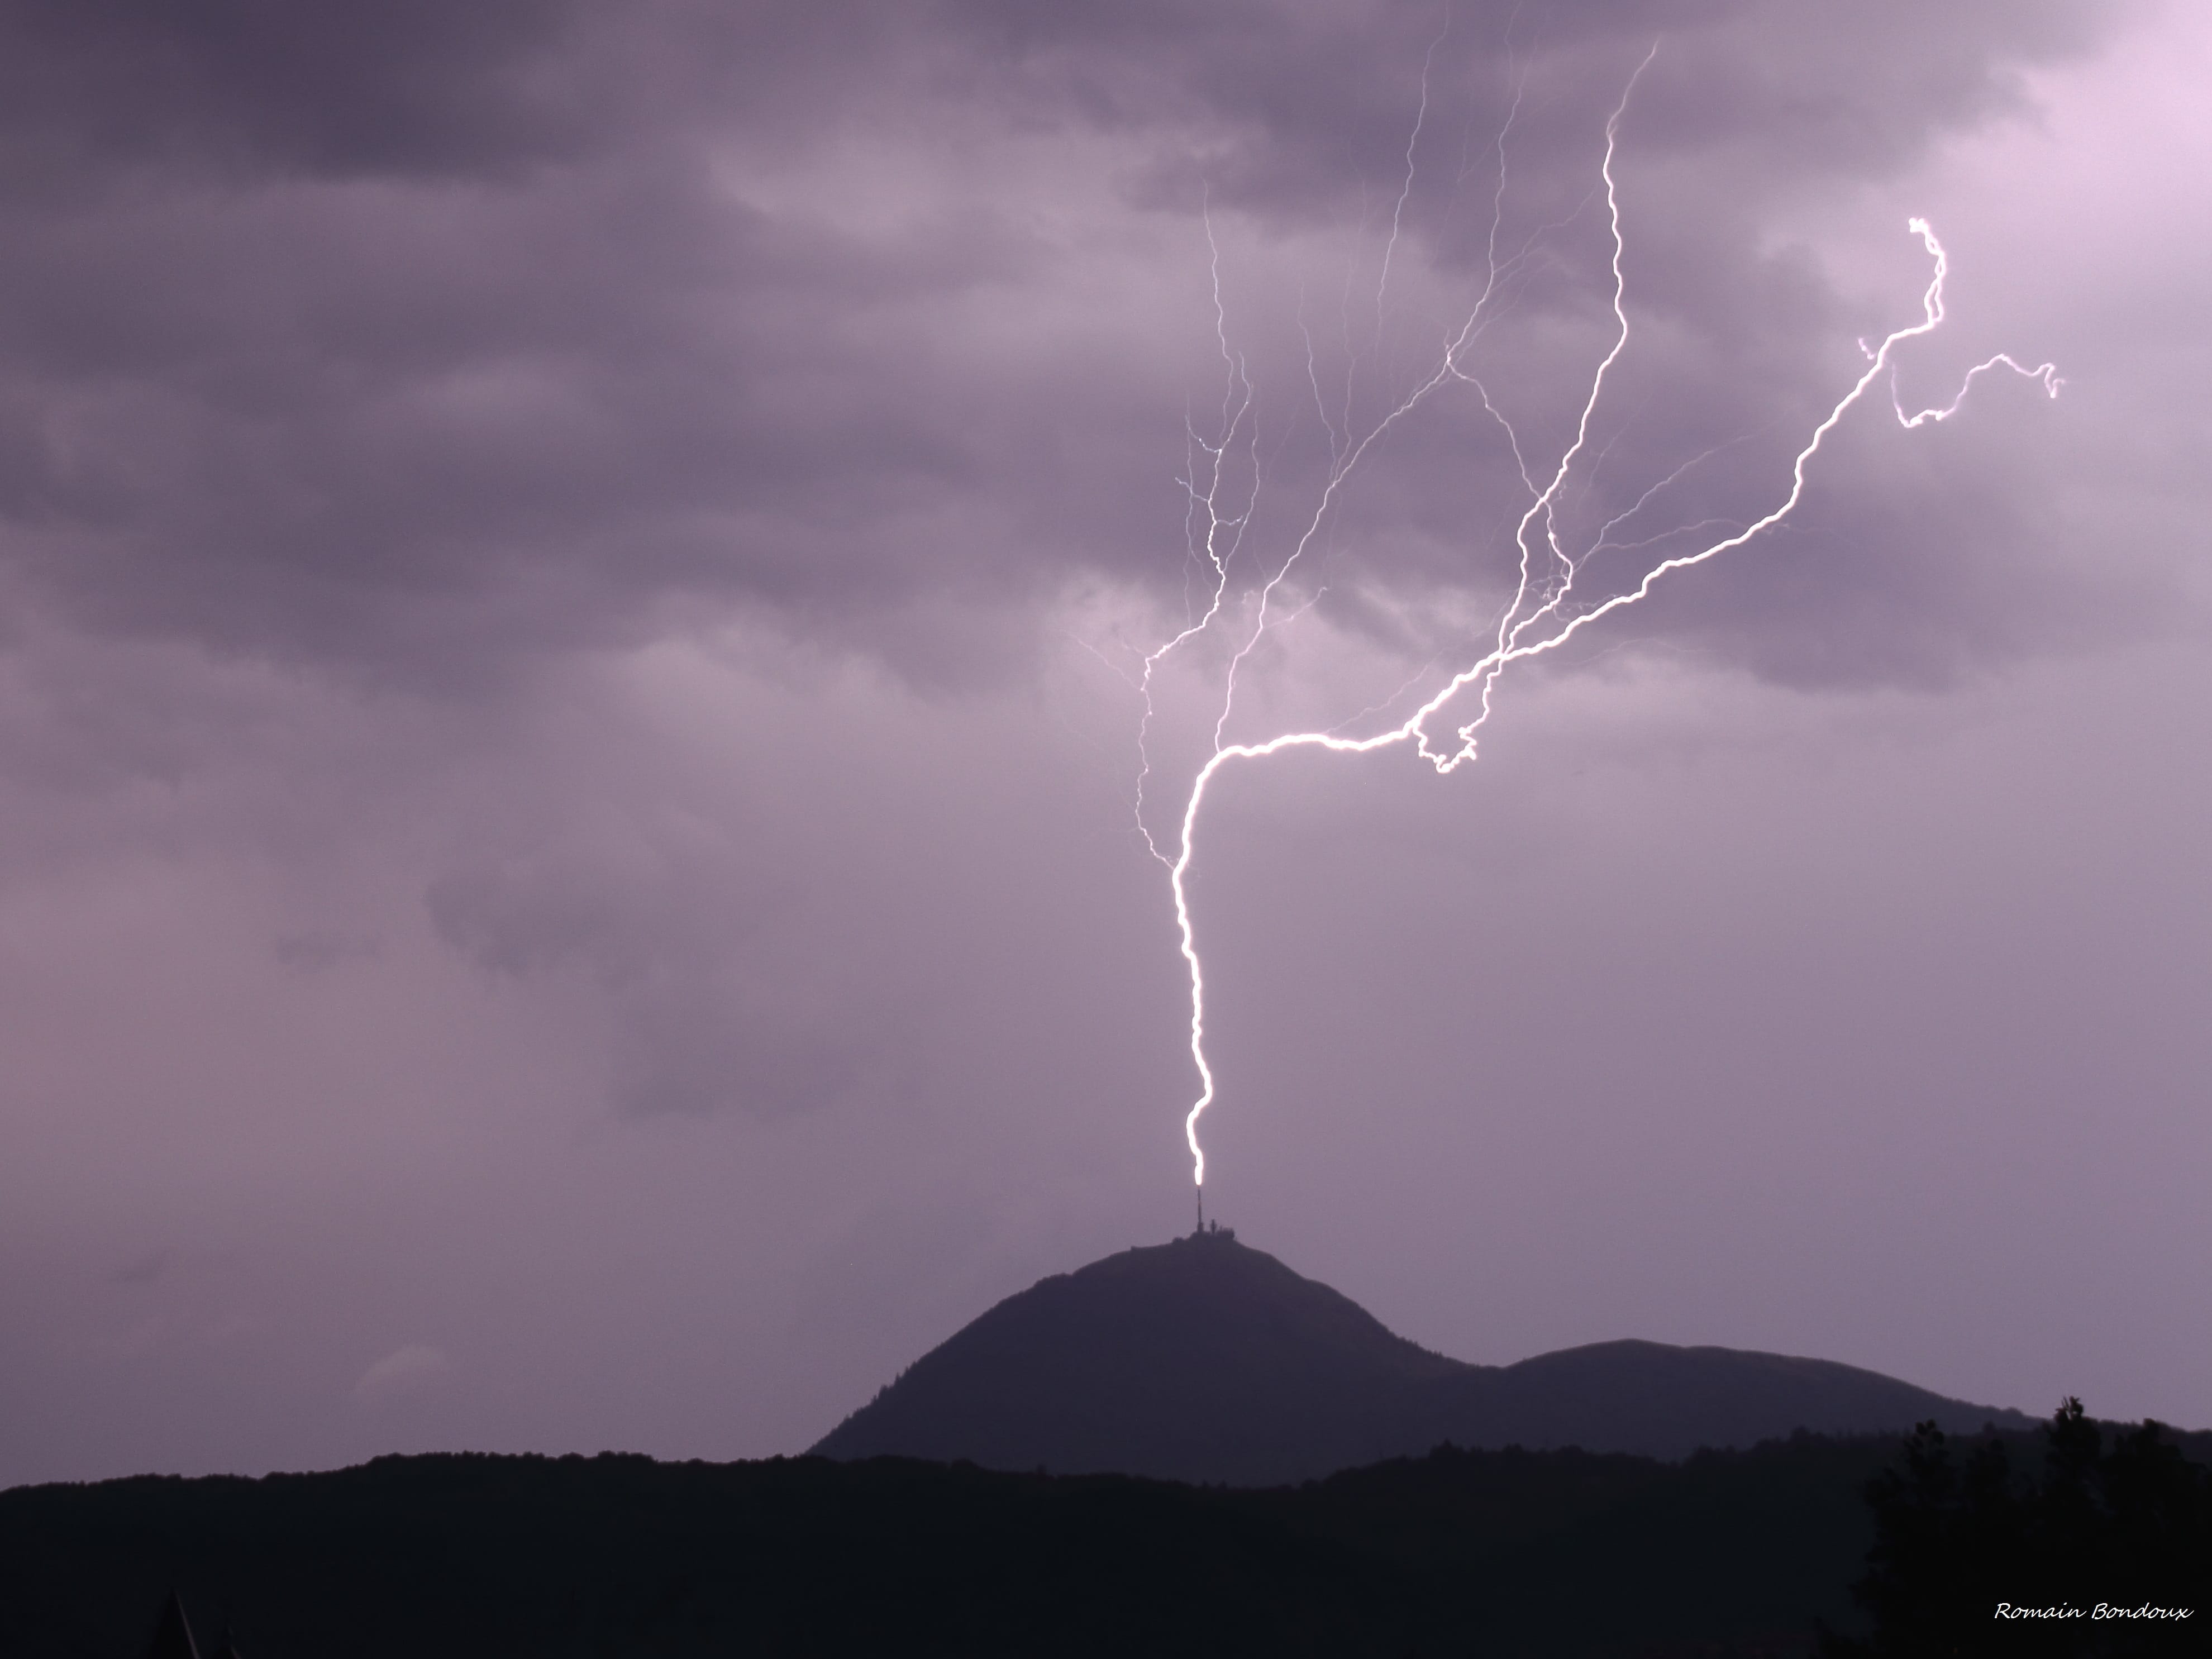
[0,1,589,183]
[0,0,2130,688]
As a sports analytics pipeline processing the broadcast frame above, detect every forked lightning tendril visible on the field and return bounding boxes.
[1131,56,2058,1193]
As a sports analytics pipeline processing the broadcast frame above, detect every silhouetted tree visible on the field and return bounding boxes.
[143,1590,201,1659]
[1824,1400,2211,1656]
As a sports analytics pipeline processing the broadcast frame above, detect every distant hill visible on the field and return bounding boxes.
[813,1228,2034,1484]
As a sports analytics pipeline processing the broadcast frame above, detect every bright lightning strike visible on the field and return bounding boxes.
[1127,54,2059,1201]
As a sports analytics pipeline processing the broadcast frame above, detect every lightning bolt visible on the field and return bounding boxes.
[1129,54,2058,1198]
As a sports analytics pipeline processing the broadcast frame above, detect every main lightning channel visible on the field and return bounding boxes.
[1153,122,2056,1193]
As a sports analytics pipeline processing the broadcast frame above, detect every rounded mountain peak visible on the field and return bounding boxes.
[811,1229,1463,1485]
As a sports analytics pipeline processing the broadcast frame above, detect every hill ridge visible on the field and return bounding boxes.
[813,1228,2032,1485]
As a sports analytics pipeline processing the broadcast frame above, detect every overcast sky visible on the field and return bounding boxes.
[3,0,2208,1489]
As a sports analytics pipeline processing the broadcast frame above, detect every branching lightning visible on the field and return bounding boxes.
[1126,50,2059,1198]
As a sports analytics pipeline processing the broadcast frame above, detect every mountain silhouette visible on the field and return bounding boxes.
[813,1228,2032,1485]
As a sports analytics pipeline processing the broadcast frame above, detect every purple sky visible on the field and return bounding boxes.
[3,0,2208,1489]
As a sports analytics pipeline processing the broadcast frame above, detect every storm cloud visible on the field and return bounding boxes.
[0,0,2131,678]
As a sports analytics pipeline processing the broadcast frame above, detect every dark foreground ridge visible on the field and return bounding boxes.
[813,1228,2033,1484]
[0,1434,1929,1657]
[11,1414,2205,1658]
